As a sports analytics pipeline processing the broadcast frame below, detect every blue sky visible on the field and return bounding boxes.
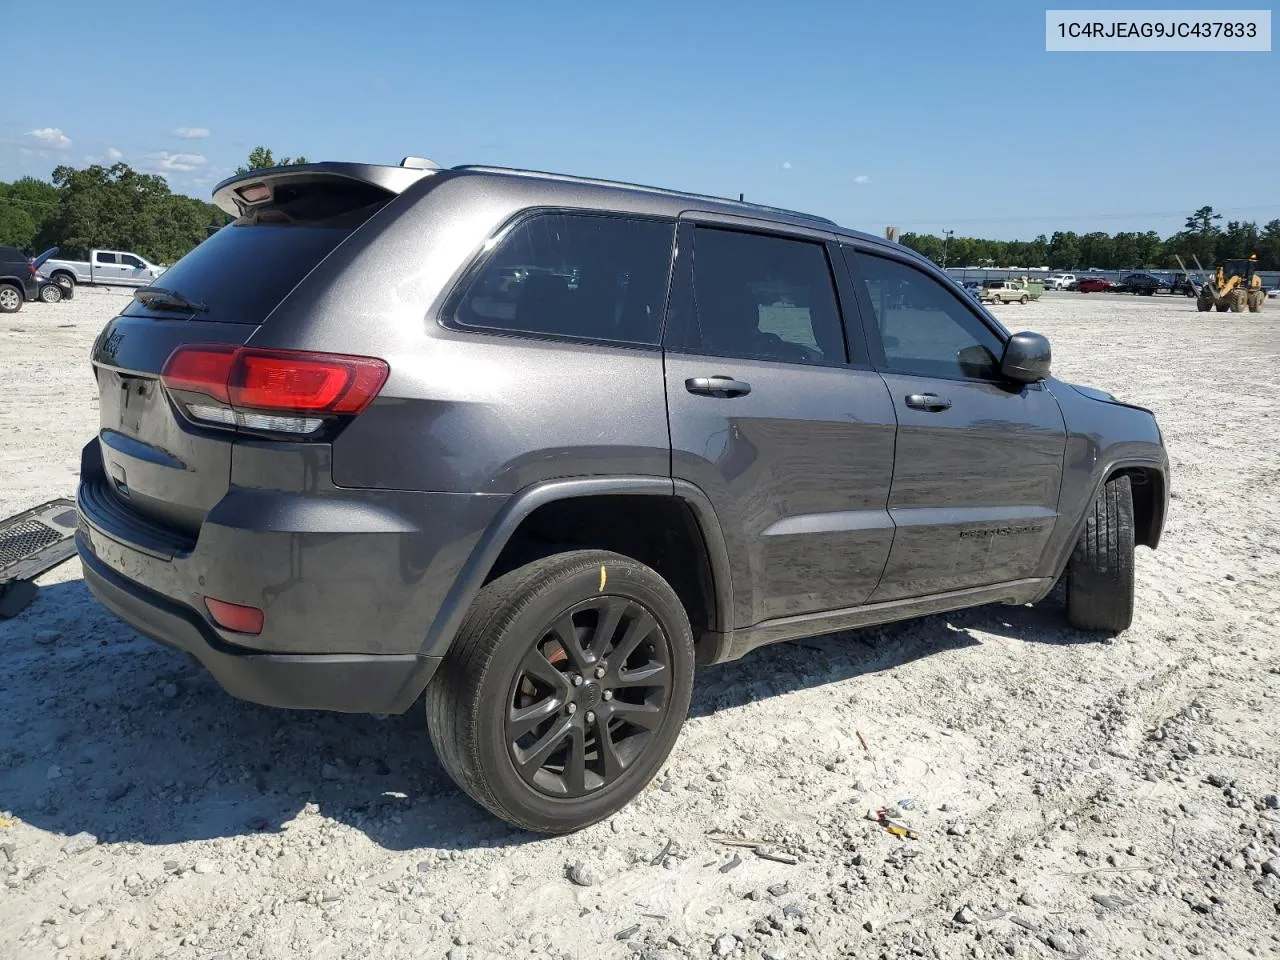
[4,0,1276,239]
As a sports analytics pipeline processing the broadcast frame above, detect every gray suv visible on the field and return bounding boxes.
[77,159,1169,833]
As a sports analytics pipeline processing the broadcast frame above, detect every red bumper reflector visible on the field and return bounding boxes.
[204,596,264,635]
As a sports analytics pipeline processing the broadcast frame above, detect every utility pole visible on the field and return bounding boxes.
[942,229,954,270]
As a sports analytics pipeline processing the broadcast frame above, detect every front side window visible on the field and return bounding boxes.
[120,254,143,268]
[851,250,1005,380]
[454,213,675,346]
[672,227,847,366]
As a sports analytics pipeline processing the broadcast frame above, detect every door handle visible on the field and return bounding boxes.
[905,393,951,411]
[685,376,752,398]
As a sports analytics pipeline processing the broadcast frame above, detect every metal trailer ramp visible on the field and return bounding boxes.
[0,498,78,619]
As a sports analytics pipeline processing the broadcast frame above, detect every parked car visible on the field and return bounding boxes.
[1116,272,1163,296]
[31,247,72,302]
[75,158,1169,833]
[981,279,1031,304]
[0,245,38,312]
[1169,276,1197,297]
[1046,273,1077,290]
[1076,277,1116,293]
[41,248,166,289]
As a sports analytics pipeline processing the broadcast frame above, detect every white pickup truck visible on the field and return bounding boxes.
[41,249,166,289]
[1045,273,1077,290]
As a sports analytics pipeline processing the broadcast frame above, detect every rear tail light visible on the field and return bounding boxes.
[28,263,37,277]
[161,345,389,436]
[204,596,264,635]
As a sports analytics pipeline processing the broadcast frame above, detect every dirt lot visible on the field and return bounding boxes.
[1,288,1278,960]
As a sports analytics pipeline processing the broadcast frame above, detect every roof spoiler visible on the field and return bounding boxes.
[211,161,438,216]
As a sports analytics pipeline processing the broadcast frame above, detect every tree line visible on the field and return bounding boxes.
[900,207,1280,272]
[4,156,1277,275]
[0,146,307,264]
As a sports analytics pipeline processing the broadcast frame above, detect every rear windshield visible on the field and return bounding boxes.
[122,180,391,324]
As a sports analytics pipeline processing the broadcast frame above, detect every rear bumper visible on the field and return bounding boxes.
[78,535,440,713]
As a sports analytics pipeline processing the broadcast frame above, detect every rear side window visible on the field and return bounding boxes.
[669,227,847,366]
[96,252,118,264]
[121,179,392,324]
[454,213,675,346]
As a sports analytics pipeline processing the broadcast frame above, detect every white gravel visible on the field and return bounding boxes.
[1,289,1279,960]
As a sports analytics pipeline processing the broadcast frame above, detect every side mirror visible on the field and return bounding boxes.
[1001,331,1051,383]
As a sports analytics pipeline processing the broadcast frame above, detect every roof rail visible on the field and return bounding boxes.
[451,165,838,227]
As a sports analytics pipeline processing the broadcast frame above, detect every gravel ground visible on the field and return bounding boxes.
[1,288,1278,960]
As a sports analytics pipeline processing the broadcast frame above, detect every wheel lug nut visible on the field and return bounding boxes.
[585,711,595,724]
[572,675,584,687]
[594,666,606,679]
[602,690,613,701]
[566,702,577,715]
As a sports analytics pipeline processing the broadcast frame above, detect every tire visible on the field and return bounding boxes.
[39,283,62,303]
[0,284,22,313]
[1019,294,1029,304]
[1229,290,1246,313]
[1215,302,1230,312]
[427,549,695,834]
[1066,474,1135,633]
[51,271,75,290]
[1247,290,1264,313]
[1196,294,1212,312]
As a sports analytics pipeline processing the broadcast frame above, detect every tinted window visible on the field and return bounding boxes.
[673,227,847,365]
[852,250,1005,380]
[120,254,143,268]
[120,181,391,324]
[96,252,118,264]
[455,214,674,346]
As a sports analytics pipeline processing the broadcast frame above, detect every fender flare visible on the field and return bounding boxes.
[1044,454,1168,587]
[418,476,735,661]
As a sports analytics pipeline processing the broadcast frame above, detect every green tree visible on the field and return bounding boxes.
[1047,231,1080,270]
[1257,219,1280,271]
[1181,205,1222,265]
[34,162,229,264]
[899,232,943,263]
[235,146,310,174]
[1077,232,1114,269]
[0,176,60,250]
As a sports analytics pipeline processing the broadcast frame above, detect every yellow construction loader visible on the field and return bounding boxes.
[1196,253,1266,313]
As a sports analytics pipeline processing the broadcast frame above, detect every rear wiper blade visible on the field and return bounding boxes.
[133,286,208,313]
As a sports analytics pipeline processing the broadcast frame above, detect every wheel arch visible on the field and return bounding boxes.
[1106,462,1166,549]
[418,476,734,666]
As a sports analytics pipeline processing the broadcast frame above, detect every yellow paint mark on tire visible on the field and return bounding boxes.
[598,565,607,593]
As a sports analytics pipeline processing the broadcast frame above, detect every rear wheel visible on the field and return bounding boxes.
[1247,290,1264,313]
[1066,474,1135,633]
[0,284,22,313]
[1230,290,1247,313]
[51,271,75,291]
[1196,293,1213,312]
[427,550,695,833]
[39,283,62,303]
[1019,294,1029,304]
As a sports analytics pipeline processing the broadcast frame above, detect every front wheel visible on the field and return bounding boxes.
[1066,474,1135,633]
[427,550,695,833]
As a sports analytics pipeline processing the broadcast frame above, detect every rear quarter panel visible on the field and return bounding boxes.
[249,174,676,494]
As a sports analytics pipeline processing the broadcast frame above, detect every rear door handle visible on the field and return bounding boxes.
[686,376,752,398]
[905,393,951,411]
